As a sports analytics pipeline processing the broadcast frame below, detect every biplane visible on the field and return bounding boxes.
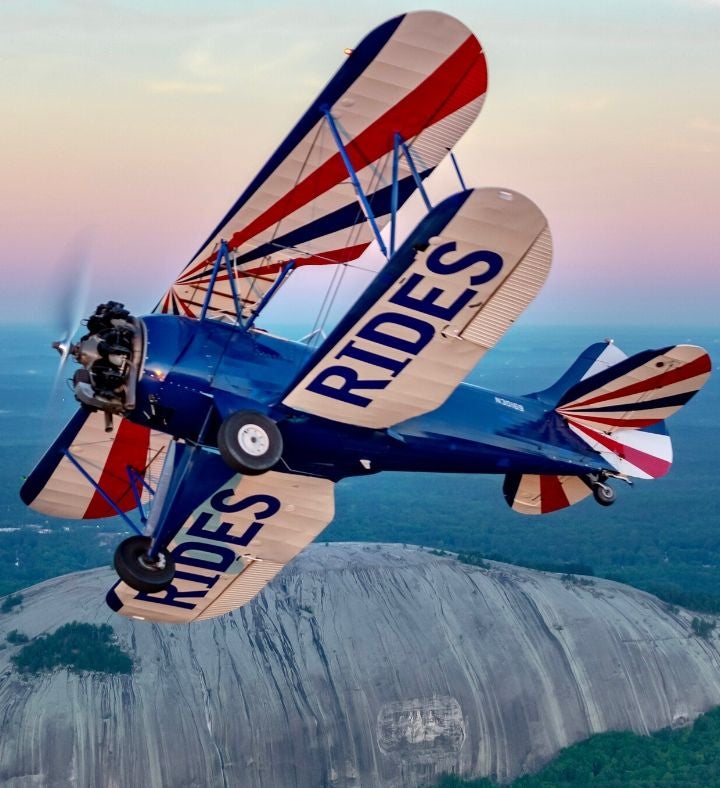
[21,12,711,623]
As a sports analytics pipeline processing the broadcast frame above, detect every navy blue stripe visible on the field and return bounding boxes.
[178,170,430,284]
[233,170,430,266]
[568,391,695,413]
[20,408,91,506]
[502,473,522,507]
[187,15,406,267]
[530,342,615,406]
[105,587,123,612]
[278,189,475,396]
[557,346,674,407]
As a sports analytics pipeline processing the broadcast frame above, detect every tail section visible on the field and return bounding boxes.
[507,342,711,515]
[556,344,711,432]
[557,343,710,480]
[531,340,629,406]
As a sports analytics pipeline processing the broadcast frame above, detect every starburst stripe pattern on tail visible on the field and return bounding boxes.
[556,345,711,432]
[567,422,673,479]
[155,11,488,321]
[503,473,592,515]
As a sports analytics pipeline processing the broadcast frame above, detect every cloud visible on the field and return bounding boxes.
[145,80,224,95]
[689,117,720,133]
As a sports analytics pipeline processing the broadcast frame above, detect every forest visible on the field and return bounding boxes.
[9,621,132,675]
[434,706,720,787]
[1,324,717,785]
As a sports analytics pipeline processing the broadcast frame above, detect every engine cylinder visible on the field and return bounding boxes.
[71,301,143,414]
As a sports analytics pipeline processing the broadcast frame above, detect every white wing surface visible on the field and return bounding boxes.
[282,188,552,428]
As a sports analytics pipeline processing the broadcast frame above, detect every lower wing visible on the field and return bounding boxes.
[20,410,169,519]
[282,187,552,428]
[107,449,334,623]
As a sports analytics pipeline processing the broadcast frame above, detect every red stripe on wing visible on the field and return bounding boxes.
[539,475,570,513]
[178,243,371,288]
[83,420,152,518]
[187,35,486,278]
[173,291,196,318]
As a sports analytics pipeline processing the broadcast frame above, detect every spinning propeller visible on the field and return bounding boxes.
[49,248,91,406]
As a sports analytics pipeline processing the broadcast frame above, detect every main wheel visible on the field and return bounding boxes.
[114,536,175,593]
[217,410,283,475]
[592,482,616,507]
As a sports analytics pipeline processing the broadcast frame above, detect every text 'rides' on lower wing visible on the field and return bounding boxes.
[107,446,335,623]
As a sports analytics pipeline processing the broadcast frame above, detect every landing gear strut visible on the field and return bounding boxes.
[584,473,617,506]
[114,536,175,593]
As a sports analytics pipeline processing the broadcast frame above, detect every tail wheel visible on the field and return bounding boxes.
[114,536,175,593]
[592,482,616,507]
[217,410,283,475]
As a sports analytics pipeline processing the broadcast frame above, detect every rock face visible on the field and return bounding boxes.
[1,544,719,787]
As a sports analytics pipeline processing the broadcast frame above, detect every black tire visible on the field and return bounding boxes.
[114,536,175,593]
[593,482,616,507]
[217,410,283,475]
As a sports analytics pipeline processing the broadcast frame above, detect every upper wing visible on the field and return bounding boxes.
[20,410,169,519]
[281,187,552,428]
[155,11,487,321]
[107,454,334,623]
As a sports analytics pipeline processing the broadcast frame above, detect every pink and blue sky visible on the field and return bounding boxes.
[2,0,719,329]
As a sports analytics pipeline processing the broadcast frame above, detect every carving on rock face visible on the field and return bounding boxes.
[376,696,466,757]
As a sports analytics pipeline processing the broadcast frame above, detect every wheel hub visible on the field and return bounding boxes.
[236,424,270,457]
[137,551,167,572]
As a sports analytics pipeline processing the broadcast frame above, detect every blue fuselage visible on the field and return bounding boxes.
[128,315,606,481]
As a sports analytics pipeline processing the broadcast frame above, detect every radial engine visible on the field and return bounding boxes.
[65,301,143,427]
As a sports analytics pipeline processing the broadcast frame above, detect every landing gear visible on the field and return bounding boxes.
[592,482,616,506]
[114,536,175,593]
[217,410,283,475]
[583,472,617,507]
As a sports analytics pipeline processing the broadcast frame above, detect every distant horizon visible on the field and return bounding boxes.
[3,1,720,326]
[4,319,718,330]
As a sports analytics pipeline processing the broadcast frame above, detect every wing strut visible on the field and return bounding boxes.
[61,448,146,536]
[322,106,389,260]
[127,466,156,524]
[390,133,433,255]
[322,108,438,262]
[449,150,467,191]
[199,240,244,322]
[244,260,296,331]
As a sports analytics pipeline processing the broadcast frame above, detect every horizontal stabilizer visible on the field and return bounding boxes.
[567,422,673,480]
[504,473,592,515]
[552,343,711,480]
